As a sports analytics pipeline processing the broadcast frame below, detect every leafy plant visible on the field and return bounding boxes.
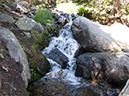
[31,68,37,77]
[33,7,54,25]
[77,7,92,19]
[30,68,42,82]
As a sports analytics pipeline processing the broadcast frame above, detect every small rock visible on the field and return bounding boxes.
[0,14,15,24]
[19,1,30,8]
[58,16,67,24]
[11,2,28,13]
[122,48,129,52]
[30,6,38,11]
[0,53,4,59]
[24,32,31,38]
[2,66,8,72]
[0,49,4,52]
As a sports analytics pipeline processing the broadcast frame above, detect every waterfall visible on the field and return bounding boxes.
[42,14,80,84]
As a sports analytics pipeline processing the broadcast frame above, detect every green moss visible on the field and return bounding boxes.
[31,45,37,53]
[31,30,48,50]
[74,34,79,39]
[0,51,4,55]
[29,57,36,68]
[117,49,122,52]
[45,30,49,35]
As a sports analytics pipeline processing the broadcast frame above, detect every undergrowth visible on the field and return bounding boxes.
[33,7,54,25]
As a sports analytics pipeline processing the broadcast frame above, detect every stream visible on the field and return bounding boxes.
[27,14,119,96]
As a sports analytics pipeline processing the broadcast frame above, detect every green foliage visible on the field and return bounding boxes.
[30,68,41,82]
[33,7,54,25]
[74,34,79,39]
[32,30,48,50]
[72,0,129,22]
[56,0,70,5]
[77,7,92,18]
[31,68,37,77]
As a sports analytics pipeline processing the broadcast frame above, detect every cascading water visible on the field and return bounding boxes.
[28,13,119,96]
[42,15,81,84]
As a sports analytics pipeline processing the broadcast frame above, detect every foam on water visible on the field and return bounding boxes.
[42,15,80,84]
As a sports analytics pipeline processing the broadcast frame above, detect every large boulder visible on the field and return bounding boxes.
[71,16,129,53]
[0,27,30,95]
[76,52,129,87]
[0,27,30,87]
[43,48,69,69]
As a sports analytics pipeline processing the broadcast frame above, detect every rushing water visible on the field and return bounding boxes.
[42,21,81,84]
[28,14,120,96]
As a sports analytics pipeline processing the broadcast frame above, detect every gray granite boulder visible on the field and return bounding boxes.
[71,16,129,53]
[0,27,30,87]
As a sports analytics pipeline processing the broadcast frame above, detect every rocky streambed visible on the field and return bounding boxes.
[0,1,129,96]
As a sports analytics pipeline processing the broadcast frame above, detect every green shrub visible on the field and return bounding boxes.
[77,7,92,19]
[33,7,54,25]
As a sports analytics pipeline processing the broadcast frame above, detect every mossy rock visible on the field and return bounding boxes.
[29,49,51,75]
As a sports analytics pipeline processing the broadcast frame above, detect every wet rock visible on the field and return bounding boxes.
[52,11,67,24]
[58,16,67,24]
[48,70,63,77]
[43,48,69,69]
[76,52,129,87]
[61,13,72,22]
[30,50,51,76]
[27,78,100,96]
[0,27,30,87]
[0,14,15,24]
[11,2,28,13]
[75,53,102,79]
[71,16,129,53]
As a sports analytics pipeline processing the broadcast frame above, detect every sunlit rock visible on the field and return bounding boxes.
[15,15,44,33]
[72,16,129,53]
[11,2,28,13]
[0,27,30,87]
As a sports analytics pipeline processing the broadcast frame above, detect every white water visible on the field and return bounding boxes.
[42,21,81,84]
